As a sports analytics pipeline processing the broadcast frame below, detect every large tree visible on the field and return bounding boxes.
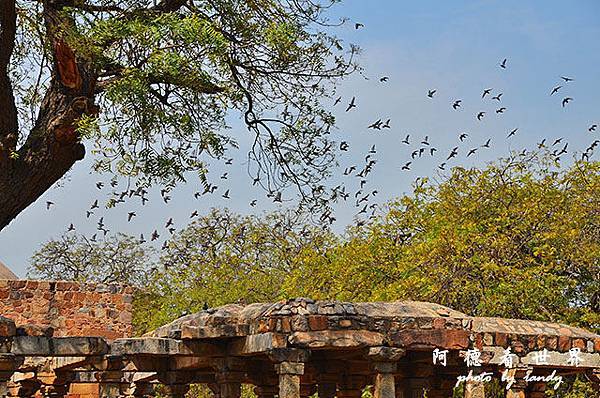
[0,0,357,230]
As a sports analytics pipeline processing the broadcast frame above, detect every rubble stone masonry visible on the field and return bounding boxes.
[0,279,134,339]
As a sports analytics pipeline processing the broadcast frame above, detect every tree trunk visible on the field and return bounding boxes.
[0,2,97,232]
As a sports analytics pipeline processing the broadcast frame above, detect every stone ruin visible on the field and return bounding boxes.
[1,298,599,398]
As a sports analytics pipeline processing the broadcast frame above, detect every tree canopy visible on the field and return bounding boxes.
[0,0,357,230]
[31,153,600,335]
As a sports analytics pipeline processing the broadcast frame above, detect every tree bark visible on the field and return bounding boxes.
[0,1,97,232]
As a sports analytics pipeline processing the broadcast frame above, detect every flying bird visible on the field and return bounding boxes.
[452,100,462,110]
[560,76,574,82]
[46,201,54,210]
[562,97,573,107]
[496,107,506,114]
[222,189,230,199]
[550,86,562,96]
[482,88,492,98]
[492,93,503,101]
[499,58,507,69]
[355,22,364,29]
[507,128,519,138]
[477,111,485,120]
[588,124,597,133]
[379,76,389,82]
[402,135,410,145]
[401,162,411,171]
[427,89,436,98]
[127,212,136,222]
[459,133,468,141]
[345,96,356,112]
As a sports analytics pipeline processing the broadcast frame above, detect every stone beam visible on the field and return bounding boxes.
[11,337,108,357]
[110,338,223,357]
[227,333,287,356]
[288,330,385,349]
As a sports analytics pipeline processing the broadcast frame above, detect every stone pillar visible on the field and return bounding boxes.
[215,373,242,398]
[367,347,405,398]
[98,371,126,398]
[464,381,485,398]
[504,367,529,398]
[373,362,396,398]
[276,362,305,398]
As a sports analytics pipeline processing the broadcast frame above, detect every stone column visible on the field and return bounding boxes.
[373,362,396,398]
[464,381,485,398]
[98,371,126,398]
[215,372,242,398]
[504,367,529,398]
[367,348,404,398]
[276,362,305,398]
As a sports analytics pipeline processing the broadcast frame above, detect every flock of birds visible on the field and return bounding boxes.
[42,52,598,249]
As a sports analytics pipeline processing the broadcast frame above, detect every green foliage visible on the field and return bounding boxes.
[28,233,154,286]
[29,155,599,397]
[283,153,600,333]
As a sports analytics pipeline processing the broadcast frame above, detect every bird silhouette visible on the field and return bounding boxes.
[588,124,597,132]
[127,212,136,222]
[499,58,507,69]
[562,97,573,107]
[447,147,459,160]
[345,97,356,112]
[459,133,468,141]
[427,89,436,98]
[482,138,491,148]
[379,76,389,82]
[482,88,492,98]
[467,148,478,157]
[452,100,462,110]
[151,230,159,241]
[477,111,485,120]
[492,93,503,101]
[550,86,562,96]
[355,23,364,29]
[333,96,342,106]
[507,128,519,138]
[560,76,574,82]
[402,135,410,145]
[222,189,230,199]
[496,107,506,114]
[340,141,349,151]
[401,162,411,170]
[46,201,54,210]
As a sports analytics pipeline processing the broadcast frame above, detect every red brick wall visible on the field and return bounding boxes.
[0,279,134,339]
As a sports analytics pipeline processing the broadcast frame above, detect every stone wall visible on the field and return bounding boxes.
[0,279,134,339]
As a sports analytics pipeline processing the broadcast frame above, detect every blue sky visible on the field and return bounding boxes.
[1,0,599,276]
